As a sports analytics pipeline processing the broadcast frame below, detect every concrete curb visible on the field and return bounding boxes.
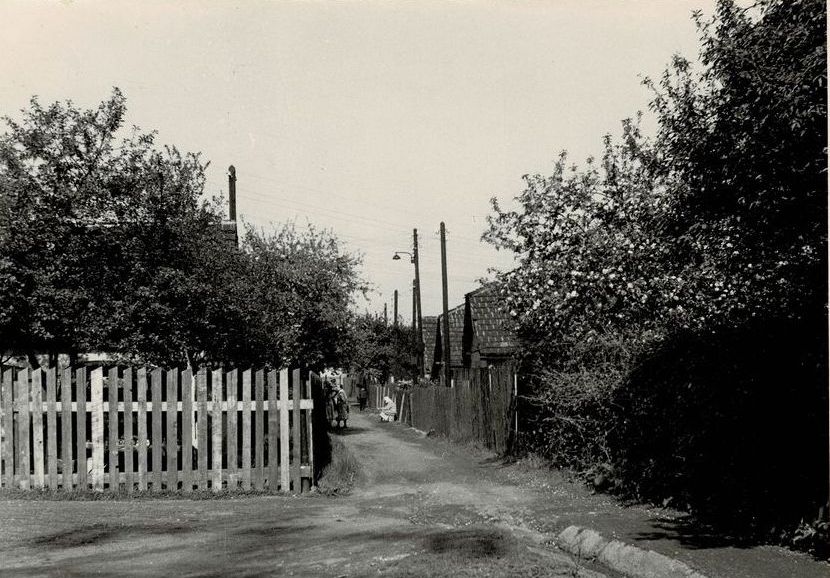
[556,525,709,578]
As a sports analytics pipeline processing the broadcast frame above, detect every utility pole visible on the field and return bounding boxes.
[440,222,451,387]
[393,290,398,328]
[413,229,424,377]
[412,280,419,383]
[227,166,237,221]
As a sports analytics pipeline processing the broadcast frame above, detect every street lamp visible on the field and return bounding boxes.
[392,229,424,380]
[392,251,413,263]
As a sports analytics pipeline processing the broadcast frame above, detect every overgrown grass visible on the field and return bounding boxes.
[317,436,363,496]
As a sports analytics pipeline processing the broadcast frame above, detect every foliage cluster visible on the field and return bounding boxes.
[341,313,417,383]
[0,90,365,372]
[487,0,827,553]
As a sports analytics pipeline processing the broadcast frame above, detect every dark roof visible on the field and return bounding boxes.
[435,304,466,368]
[465,283,519,356]
[422,315,438,372]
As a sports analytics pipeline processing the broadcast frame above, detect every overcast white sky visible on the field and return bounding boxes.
[0,0,715,319]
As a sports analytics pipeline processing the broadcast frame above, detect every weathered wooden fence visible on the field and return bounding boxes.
[0,366,317,493]
[405,364,516,453]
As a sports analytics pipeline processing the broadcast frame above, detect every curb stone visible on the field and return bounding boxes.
[556,525,709,578]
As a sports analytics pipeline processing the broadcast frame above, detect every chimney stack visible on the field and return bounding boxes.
[228,165,237,221]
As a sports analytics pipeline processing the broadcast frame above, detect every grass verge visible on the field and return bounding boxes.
[317,435,363,496]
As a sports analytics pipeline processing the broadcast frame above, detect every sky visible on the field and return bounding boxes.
[0,0,715,319]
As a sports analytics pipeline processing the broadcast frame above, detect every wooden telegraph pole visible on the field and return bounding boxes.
[440,222,451,387]
[393,290,398,328]
[413,229,424,378]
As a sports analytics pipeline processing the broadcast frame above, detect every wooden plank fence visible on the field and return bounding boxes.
[0,366,317,493]
[404,364,516,454]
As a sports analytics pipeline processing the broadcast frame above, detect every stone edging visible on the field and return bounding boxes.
[556,525,709,578]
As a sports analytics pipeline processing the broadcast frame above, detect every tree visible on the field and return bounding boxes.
[0,89,232,366]
[231,222,367,372]
[343,313,417,382]
[485,0,827,544]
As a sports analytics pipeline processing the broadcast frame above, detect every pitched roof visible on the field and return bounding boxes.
[435,304,466,368]
[421,315,438,372]
[465,283,519,356]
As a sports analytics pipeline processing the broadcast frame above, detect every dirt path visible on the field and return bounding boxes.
[0,408,826,577]
[0,409,609,577]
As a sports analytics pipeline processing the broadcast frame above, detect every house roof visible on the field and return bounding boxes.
[435,304,466,368]
[465,283,519,356]
[421,315,438,372]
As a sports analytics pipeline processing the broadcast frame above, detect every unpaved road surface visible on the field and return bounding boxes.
[0,410,610,577]
[1,408,827,577]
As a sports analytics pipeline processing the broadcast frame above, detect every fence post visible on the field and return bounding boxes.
[61,367,73,490]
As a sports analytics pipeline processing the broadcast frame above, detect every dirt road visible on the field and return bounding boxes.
[0,409,610,577]
[1,408,826,577]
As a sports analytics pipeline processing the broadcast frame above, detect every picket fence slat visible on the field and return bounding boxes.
[16,368,30,489]
[211,369,223,491]
[267,370,279,490]
[226,369,237,489]
[304,375,314,491]
[291,368,301,492]
[180,369,192,493]
[167,368,178,491]
[61,368,73,489]
[91,368,104,491]
[197,369,208,490]
[123,368,134,494]
[151,369,163,492]
[137,368,148,491]
[2,369,15,488]
[76,367,87,489]
[279,369,290,492]
[241,369,252,490]
[31,369,44,489]
[108,367,119,490]
[0,365,315,495]
[254,370,264,490]
[45,368,57,489]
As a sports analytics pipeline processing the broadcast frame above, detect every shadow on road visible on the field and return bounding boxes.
[633,516,758,550]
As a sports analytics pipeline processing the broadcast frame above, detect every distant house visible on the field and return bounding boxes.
[462,283,519,370]
[421,315,438,379]
[431,304,465,382]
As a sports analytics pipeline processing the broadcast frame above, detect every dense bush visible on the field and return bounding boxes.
[486,0,827,554]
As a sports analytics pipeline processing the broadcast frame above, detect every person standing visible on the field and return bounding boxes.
[357,384,368,411]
